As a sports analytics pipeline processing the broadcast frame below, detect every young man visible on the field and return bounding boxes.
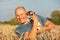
[15,6,55,40]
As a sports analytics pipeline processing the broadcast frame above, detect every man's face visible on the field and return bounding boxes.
[16,9,27,24]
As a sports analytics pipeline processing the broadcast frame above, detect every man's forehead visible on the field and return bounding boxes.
[16,10,26,14]
[16,8,25,11]
[16,7,25,11]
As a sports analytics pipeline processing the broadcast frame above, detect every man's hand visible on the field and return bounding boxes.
[24,32,29,40]
[24,32,37,40]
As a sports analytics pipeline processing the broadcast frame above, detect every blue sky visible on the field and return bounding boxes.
[0,0,60,21]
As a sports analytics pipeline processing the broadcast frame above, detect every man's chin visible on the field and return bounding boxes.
[20,22,25,24]
[21,23,24,24]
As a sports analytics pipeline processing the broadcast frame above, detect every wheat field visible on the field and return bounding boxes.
[0,24,60,40]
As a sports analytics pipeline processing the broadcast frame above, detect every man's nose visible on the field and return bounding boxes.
[19,15,22,18]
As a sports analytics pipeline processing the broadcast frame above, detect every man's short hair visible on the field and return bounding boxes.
[15,6,26,14]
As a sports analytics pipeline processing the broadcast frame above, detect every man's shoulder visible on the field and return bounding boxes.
[37,15,46,19]
[37,15,47,25]
[16,22,32,32]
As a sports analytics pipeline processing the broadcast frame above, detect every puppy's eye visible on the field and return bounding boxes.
[37,27,40,30]
[37,28,39,30]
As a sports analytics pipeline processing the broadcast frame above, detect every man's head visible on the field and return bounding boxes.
[15,6,28,24]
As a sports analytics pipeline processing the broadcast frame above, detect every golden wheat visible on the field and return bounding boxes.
[0,24,60,40]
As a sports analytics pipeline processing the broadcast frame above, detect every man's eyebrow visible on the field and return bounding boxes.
[16,15,19,16]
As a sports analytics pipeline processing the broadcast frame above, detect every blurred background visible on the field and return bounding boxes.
[0,0,60,40]
[0,0,60,25]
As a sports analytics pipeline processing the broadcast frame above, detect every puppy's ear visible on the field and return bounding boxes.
[26,11,35,16]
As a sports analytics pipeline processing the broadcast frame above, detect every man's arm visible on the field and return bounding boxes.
[37,20,55,34]
[44,20,55,31]
[28,20,38,40]
[24,20,38,40]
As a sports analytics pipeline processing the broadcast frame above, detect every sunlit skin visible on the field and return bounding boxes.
[15,7,28,24]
